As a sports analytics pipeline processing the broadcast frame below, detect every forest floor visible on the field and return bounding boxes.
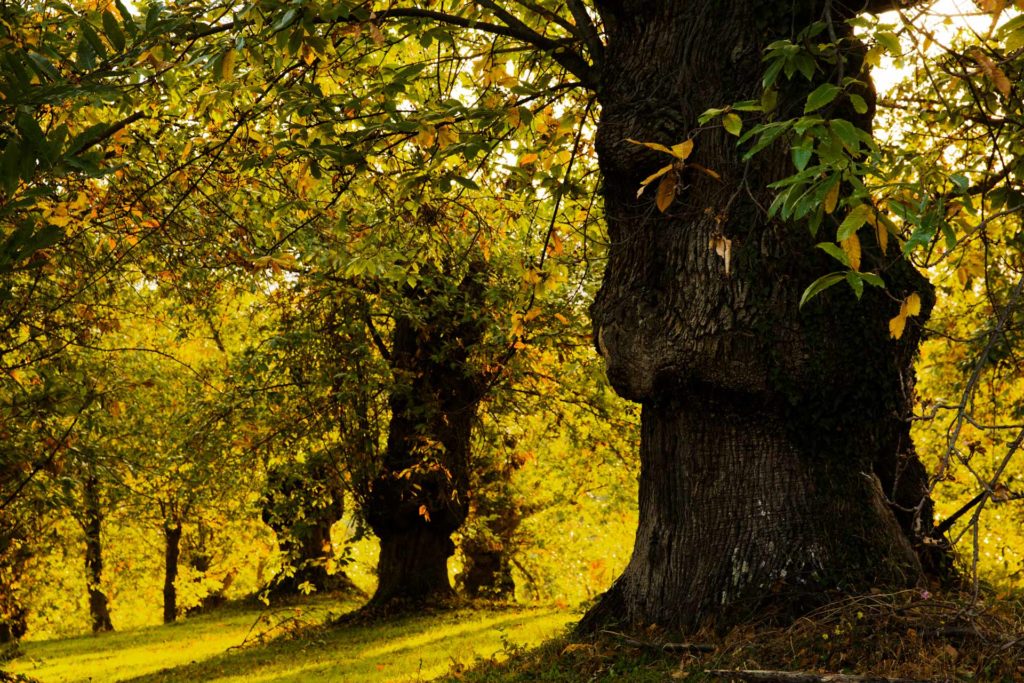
[5,589,1024,682]
[3,595,573,682]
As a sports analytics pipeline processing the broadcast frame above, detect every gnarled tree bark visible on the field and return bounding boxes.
[580,0,941,632]
[363,263,486,607]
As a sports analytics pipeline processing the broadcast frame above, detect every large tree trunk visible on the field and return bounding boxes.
[582,0,939,632]
[162,521,182,624]
[364,265,485,607]
[82,472,114,633]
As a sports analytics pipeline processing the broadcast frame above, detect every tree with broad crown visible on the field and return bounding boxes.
[361,0,951,630]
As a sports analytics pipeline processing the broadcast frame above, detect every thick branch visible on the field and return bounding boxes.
[376,7,596,88]
[565,0,604,69]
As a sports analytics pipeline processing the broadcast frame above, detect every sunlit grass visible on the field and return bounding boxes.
[6,596,574,683]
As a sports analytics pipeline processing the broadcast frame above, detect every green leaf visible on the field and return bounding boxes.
[273,9,298,31]
[876,31,901,56]
[799,272,846,308]
[816,242,849,267]
[849,93,868,114]
[845,271,864,299]
[102,10,126,52]
[79,20,108,60]
[76,38,97,70]
[0,139,22,194]
[451,176,479,190]
[837,203,870,240]
[859,272,885,289]
[828,119,861,152]
[805,83,841,113]
[791,145,813,172]
[115,0,138,35]
[741,122,791,160]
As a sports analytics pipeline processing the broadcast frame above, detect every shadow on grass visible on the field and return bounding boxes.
[122,609,571,683]
[9,595,361,683]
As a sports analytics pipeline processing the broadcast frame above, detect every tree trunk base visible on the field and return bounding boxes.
[366,525,457,610]
[579,399,924,634]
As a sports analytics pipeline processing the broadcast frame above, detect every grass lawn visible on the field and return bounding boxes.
[5,597,575,683]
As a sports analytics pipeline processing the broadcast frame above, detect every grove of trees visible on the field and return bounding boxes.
[2,0,1023,665]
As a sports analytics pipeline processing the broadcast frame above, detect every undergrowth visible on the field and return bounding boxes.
[450,589,1024,682]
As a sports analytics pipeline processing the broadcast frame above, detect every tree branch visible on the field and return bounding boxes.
[565,0,604,70]
[68,111,147,155]
[375,7,596,88]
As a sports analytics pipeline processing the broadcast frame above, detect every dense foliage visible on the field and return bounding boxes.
[0,0,1022,661]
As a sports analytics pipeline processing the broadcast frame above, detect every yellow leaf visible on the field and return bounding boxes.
[523,307,542,322]
[722,112,742,136]
[992,67,1012,96]
[370,23,384,45]
[875,218,888,254]
[437,125,458,149]
[865,45,884,68]
[638,164,673,191]
[889,313,906,340]
[655,172,676,212]
[220,48,236,80]
[626,138,674,155]
[414,125,436,148]
[519,152,538,166]
[690,163,721,180]
[841,233,861,271]
[506,106,521,129]
[956,266,970,288]
[554,313,568,324]
[977,0,1006,15]
[971,48,1012,96]
[824,182,839,214]
[905,292,921,316]
[671,139,694,160]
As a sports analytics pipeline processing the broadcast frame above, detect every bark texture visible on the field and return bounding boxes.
[363,264,486,607]
[162,521,181,624]
[82,472,113,633]
[582,0,940,631]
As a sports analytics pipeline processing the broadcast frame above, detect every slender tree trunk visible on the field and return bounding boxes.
[0,522,29,644]
[83,472,113,633]
[364,265,485,607]
[163,521,182,624]
[582,0,941,632]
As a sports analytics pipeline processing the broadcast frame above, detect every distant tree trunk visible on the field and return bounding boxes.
[458,455,522,600]
[82,471,113,633]
[185,523,235,614]
[162,521,182,624]
[364,264,486,607]
[580,0,941,632]
[0,521,29,644]
[260,456,359,597]
[459,535,515,600]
